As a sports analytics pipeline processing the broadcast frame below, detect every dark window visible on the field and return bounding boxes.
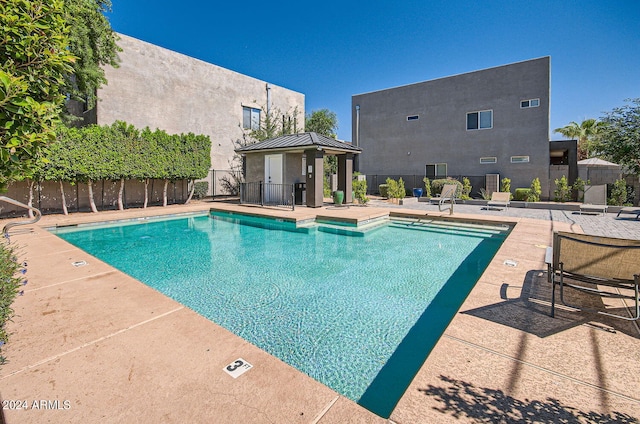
[467,113,478,130]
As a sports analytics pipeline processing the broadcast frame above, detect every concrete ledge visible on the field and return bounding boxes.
[413,197,626,213]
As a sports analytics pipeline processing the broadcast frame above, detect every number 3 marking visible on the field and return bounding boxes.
[226,360,244,371]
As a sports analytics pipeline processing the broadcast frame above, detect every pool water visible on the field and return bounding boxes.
[51,212,508,418]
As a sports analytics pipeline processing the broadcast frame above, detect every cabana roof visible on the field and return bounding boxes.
[235,132,361,155]
[577,158,620,167]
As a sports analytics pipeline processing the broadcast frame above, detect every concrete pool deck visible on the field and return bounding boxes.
[1,199,639,423]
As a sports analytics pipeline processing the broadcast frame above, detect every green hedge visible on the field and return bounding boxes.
[379,184,388,198]
[0,243,25,364]
[514,188,531,201]
[430,179,462,197]
[43,122,211,184]
[193,181,209,199]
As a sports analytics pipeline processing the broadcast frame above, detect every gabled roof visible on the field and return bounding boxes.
[235,132,361,154]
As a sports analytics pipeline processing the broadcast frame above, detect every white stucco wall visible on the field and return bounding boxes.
[96,33,305,171]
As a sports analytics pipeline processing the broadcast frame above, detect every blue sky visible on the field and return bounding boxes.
[107,0,639,141]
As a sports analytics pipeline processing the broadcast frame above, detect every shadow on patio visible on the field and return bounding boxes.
[462,270,640,339]
[419,375,639,424]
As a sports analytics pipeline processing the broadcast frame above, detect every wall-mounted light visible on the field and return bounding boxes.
[407,151,411,155]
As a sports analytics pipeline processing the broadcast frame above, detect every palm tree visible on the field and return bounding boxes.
[553,119,606,160]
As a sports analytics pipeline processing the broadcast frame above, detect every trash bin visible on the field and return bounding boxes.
[294,182,306,205]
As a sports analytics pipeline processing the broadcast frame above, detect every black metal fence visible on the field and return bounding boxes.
[366,174,487,198]
[209,169,243,196]
[240,181,295,210]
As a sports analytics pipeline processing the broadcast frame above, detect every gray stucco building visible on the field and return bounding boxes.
[85,33,305,178]
[352,57,552,197]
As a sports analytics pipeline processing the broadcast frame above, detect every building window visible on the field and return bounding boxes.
[407,115,419,121]
[520,98,539,108]
[242,106,260,130]
[467,110,492,130]
[510,155,530,163]
[480,157,497,164]
[426,163,447,178]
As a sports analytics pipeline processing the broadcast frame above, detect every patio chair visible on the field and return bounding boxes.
[548,231,640,321]
[435,184,458,211]
[487,191,510,210]
[579,184,608,215]
[616,207,640,220]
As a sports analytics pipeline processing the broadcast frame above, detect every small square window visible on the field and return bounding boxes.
[480,157,497,164]
[520,100,530,108]
[510,156,530,163]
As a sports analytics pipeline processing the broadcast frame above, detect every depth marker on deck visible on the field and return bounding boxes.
[223,358,253,378]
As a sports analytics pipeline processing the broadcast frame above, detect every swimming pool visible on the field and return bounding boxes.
[50,211,509,417]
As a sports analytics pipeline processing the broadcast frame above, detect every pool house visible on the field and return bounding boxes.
[235,132,362,208]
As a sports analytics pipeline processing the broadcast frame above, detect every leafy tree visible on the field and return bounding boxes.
[247,105,301,142]
[553,118,606,160]
[42,128,77,214]
[595,98,640,175]
[62,0,120,119]
[0,0,75,191]
[608,179,628,206]
[305,109,338,138]
[105,121,139,210]
[422,177,431,198]
[306,109,339,186]
[571,177,590,202]
[138,127,162,208]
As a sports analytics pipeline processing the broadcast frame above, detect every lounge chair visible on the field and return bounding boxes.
[487,191,510,210]
[432,184,458,211]
[616,207,640,220]
[579,184,607,215]
[547,231,640,321]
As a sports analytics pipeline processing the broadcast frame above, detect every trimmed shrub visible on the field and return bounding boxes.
[379,184,389,198]
[430,178,462,197]
[554,175,571,202]
[514,188,531,201]
[461,177,472,200]
[352,178,369,204]
[527,178,542,202]
[1,243,26,364]
[500,177,512,199]
[385,178,406,199]
[193,181,209,199]
[422,177,431,198]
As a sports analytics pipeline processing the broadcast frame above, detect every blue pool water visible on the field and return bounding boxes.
[51,211,508,417]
